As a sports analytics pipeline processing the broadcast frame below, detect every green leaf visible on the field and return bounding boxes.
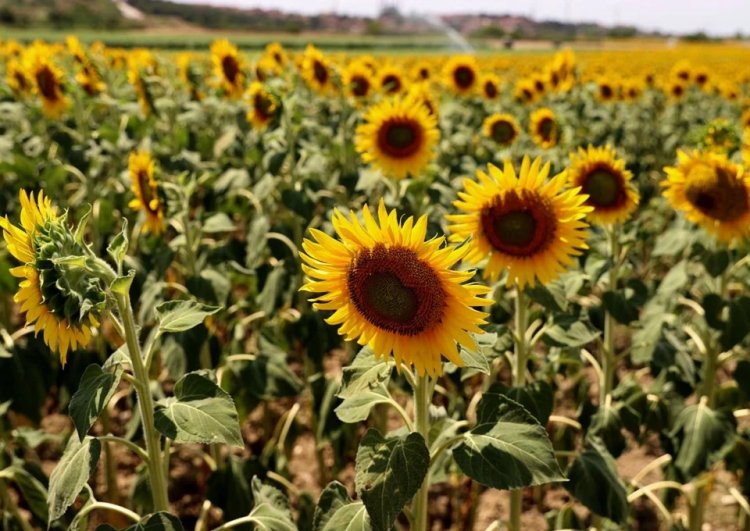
[565,438,629,524]
[107,219,129,268]
[47,436,101,523]
[355,430,429,531]
[335,384,392,424]
[155,299,222,334]
[489,382,554,425]
[123,512,185,531]
[602,291,639,324]
[588,403,626,458]
[69,364,123,440]
[670,399,736,478]
[543,321,600,348]
[202,212,235,234]
[111,269,135,296]
[452,393,564,490]
[701,248,730,277]
[154,372,243,446]
[338,347,393,400]
[525,282,567,313]
[246,476,297,531]
[6,466,48,523]
[313,481,371,531]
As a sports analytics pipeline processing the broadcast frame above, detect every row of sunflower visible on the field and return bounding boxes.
[0,36,749,531]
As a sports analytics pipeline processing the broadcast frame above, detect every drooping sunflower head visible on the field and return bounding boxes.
[23,45,68,117]
[354,93,440,180]
[663,150,750,243]
[482,113,519,147]
[0,190,107,364]
[128,151,166,235]
[448,157,591,287]
[210,39,245,99]
[567,145,639,225]
[301,44,335,95]
[529,107,559,149]
[300,200,489,376]
[378,65,405,95]
[245,81,278,130]
[343,61,374,101]
[481,73,501,100]
[443,55,478,96]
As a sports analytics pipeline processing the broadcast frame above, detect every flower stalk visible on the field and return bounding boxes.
[601,224,621,404]
[412,373,432,531]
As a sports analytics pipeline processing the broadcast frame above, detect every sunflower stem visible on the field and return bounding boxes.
[509,284,530,531]
[114,292,170,513]
[601,224,621,405]
[412,373,432,531]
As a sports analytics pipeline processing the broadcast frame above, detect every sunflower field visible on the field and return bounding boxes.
[1,36,750,531]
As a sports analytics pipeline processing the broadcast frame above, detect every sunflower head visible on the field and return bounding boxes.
[301,44,335,95]
[210,39,245,99]
[128,151,166,235]
[379,66,404,95]
[529,107,559,149]
[663,150,750,243]
[245,81,278,130]
[343,61,374,100]
[76,63,105,96]
[483,113,519,147]
[354,93,440,180]
[514,79,537,104]
[448,157,591,287]
[481,73,501,100]
[0,190,107,364]
[443,56,478,96]
[567,145,639,225]
[300,200,489,376]
[6,58,30,94]
[23,45,68,117]
[265,42,287,69]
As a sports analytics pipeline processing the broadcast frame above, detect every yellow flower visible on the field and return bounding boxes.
[128,152,165,234]
[211,39,245,99]
[355,93,440,179]
[0,190,104,364]
[448,157,591,287]
[23,45,68,117]
[301,44,335,95]
[443,55,478,96]
[663,150,750,243]
[264,42,287,69]
[567,145,639,225]
[76,63,105,96]
[482,113,519,146]
[378,65,405,95]
[529,107,559,149]
[300,200,489,377]
[480,73,501,100]
[6,58,30,94]
[342,61,374,100]
[245,82,278,130]
[514,78,537,104]
[127,61,154,117]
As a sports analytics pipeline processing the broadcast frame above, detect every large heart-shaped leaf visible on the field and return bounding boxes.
[69,364,123,440]
[48,436,101,523]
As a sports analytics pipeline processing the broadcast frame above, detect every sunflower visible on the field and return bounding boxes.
[6,58,30,94]
[301,44,335,95]
[24,45,68,117]
[265,42,287,70]
[128,151,165,234]
[596,78,617,102]
[378,66,404,95]
[210,39,245,99]
[529,107,559,149]
[741,109,750,130]
[480,73,501,100]
[667,80,686,99]
[411,61,431,82]
[343,61,374,100]
[483,113,519,147]
[355,94,440,179]
[663,150,750,242]
[514,79,537,104]
[76,63,105,96]
[567,145,639,225]
[0,190,105,364]
[245,81,278,130]
[300,200,489,376]
[447,157,591,287]
[443,56,478,96]
[127,61,154,117]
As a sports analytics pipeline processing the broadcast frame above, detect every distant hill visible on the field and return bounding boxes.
[0,0,126,29]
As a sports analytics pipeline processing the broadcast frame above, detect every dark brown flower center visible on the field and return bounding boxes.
[221,54,240,83]
[581,166,626,209]
[484,81,498,99]
[351,75,370,97]
[600,84,613,99]
[453,65,475,89]
[418,67,429,80]
[490,120,516,145]
[537,117,556,142]
[36,66,59,100]
[481,190,557,257]
[313,60,328,84]
[381,74,401,94]
[253,92,274,119]
[377,119,423,158]
[347,245,446,335]
[685,164,749,222]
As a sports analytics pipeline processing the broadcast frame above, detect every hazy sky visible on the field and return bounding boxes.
[177,0,750,36]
